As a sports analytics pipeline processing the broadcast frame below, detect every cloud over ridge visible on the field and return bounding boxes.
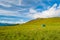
[28,4,60,18]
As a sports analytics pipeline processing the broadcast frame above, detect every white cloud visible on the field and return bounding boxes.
[0,9,21,16]
[0,19,14,24]
[1,0,22,6]
[18,0,22,5]
[57,4,60,9]
[15,19,26,24]
[28,4,60,18]
[0,1,12,7]
[0,0,22,7]
[0,19,26,24]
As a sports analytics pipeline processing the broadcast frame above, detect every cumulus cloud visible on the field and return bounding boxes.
[28,4,60,18]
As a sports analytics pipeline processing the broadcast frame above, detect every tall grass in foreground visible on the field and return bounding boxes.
[0,30,60,40]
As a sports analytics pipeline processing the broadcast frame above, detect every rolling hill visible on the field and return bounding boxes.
[0,17,60,40]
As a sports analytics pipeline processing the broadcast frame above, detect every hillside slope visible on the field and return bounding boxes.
[0,17,60,40]
[22,17,60,30]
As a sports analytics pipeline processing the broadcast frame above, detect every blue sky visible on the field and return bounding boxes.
[0,0,60,24]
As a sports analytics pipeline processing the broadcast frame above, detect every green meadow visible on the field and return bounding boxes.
[0,17,60,40]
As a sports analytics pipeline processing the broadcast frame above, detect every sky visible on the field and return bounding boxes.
[0,0,60,24]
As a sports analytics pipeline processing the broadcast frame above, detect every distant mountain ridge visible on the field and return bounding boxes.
[0,23,17,26]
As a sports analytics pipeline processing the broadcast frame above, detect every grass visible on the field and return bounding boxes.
[0,17,60,40]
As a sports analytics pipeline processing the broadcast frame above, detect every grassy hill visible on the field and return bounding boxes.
[0,17,60,40]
